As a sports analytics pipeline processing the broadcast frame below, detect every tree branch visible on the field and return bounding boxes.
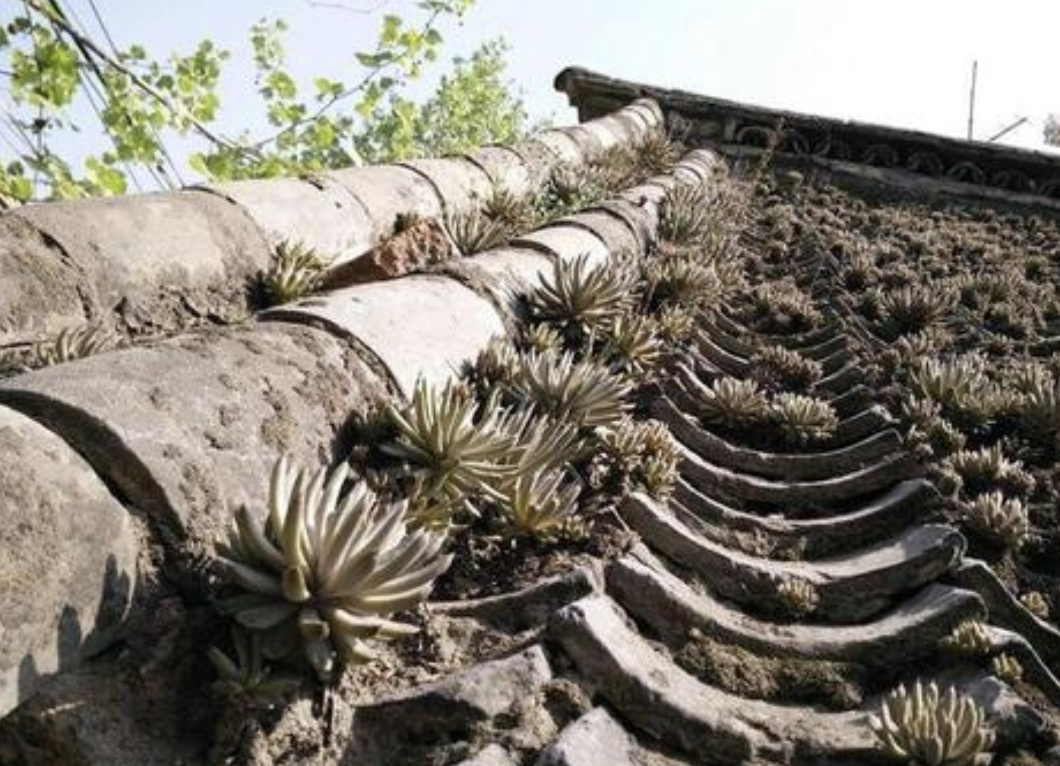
[245,7,442,152]
[24,0,254,157]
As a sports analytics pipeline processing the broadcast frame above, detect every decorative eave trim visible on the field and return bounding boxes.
[556,66,1060,202]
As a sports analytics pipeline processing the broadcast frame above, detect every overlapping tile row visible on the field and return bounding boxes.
[3,94,1059,766]
[0,98,662,348]
[0,129,716,722]
[323,249,1059,766]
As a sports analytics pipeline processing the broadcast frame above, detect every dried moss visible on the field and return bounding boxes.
[674,633,864,710]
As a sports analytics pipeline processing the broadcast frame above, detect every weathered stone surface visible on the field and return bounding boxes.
[441,247,555,324]
[357,646,553,736]
[815,362,864,395]
[609,550,982,666]
[401,157,494,215]
[0,404,138,717]
[203,176,370,262]
[678,441,918,506]
[549,596,877,765]
[0,323,387,551]
[712,310,837,348]
[562,125,606,157]
[593,199,657,251]
[558,67,1060,206]
[535,708,637,766]
[817,344,856,375]
[674,477,938,558]
[509,138,563,187]
[835,405,895,446]
[321,216,457,288]
[262,275,505,397]
[629,97,665,127]
[827,384,875,417]
[459,744,518,766]
[620,494,965,622]
[325,164,443,252]
[656,392,902,480]
[466,146,534,197]
[988,627,1060,707]
[514,226,610,268]
[617,181,670,207]
[0,215,89,346]
[529,131,582,165]
[433,564,603,632]
[673,149,719,181]
[557,210,640,258]
[0,654,203,766]
[954,560,1060,669]
[8,189,270,339]
[691,333,746,377]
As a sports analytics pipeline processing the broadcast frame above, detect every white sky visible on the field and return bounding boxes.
[14,0,1060,175]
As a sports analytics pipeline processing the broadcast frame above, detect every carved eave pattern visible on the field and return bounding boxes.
[556,67,1060,201]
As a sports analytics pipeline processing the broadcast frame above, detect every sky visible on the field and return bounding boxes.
[9,0,1060,182]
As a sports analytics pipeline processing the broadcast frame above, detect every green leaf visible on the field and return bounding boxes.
[84,157,127,195]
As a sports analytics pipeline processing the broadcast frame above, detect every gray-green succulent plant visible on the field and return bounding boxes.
[602,313,663,374]
[522,323,565,353]
[527,253,636,337]
[694,376,771,430]
[511,349,631,429]
[658,183,715,246]
[496,468,584,541]
[774,575,820,618]
[643,256,723,309]
[1018,381,1060,451]
[444,209,509,256]
[909,356,988,415]
[262,241,329,306]
[750,280,821,332]
[871,680,994,766]
[939,619,993,658]
[751,345,823,392]
[218,454,452,681]
[207,626,301,703]
[1019,591,1050,620]
[34,321,116,366]
[590,417,681,498]
[770,393,838,445]
[500,403,584,476]
[631,129,681,177]
[875,283,955,339]
[991,653,1023,685]
[536,163,606,221]
[652,305,696,344]
[481,184,539,235]
[382,380,517,503]
[962,491,1029,550]
[945,444,1035,497]
[469,337,521,394]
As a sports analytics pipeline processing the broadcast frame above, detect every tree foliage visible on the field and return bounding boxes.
[0,0,529,205]
[1046,115,1060,147]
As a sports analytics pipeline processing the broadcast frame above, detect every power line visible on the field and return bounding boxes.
[24,0,251,159]
[53,0,187,190]
[48,0,153,191]
[85,0,118,52]
[81,0,184,186]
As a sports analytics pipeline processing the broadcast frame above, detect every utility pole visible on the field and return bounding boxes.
[967,60,978,140]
